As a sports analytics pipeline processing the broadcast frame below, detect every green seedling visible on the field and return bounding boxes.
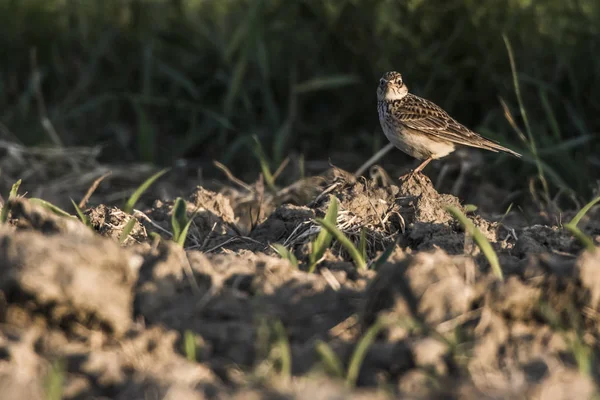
[183,330,197,362]
[464,204,477,213]
[272,243,298,268]
[70,198,92,228]
[564,225,596,252]
[345,317,388,387]
[563,194,600,251]
[171,197,198,247]
[499,202,514,224]
[30,198,74,218]
[316,315,451,387]
[315,216,367,270]
[149,232,162,250]
[0,179,22,223]
[45,359,65,400]
[251,317,292,383]
[123,168,169,214]
[119,218,137,244]
[119,168,169,244]
[359,228,368,262]
[273,320,292,382]
[314,318,390,387]
[569,194,600,227]
[539,302,593,377]
[569,331,593,377]
[447,206,503,281]
[251,135,277,192]
[255,316,271,364]
[11,191,91,230]
[315,340,344,378]
[308,195,338,273]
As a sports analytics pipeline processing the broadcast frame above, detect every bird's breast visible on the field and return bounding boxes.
[377,102,455,160]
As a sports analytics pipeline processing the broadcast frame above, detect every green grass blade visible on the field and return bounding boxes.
[156,60,200,99]
[539,301,593,375]
[45,359,65,400]
[171,197,187,243]
[569,195,600,227]
[183,330,197,362]
[537,135,592,156]
[315,217,367,270]
[149,232,162,243]
[570,333,593,377]
[315,340,344,378]
[273,320,291,382]
[224,54,248,118]
[447,206,503,280]
[70,198,91,228]
[273,114,294,168]
[293,74,359,94]
[503,35,548,197]
[119,217,137,245]
[272,244,298,268]
[30,198,74,218]
[8,179,21,198]
[504,35,535,149]
[171,197,196,248]
[123,168,169,214]
[499,202,514,225]
[224,0,263,61]
[251,135,276,191]
[1,179,22,223]
[346,318,387,388]
[539,89,561,140]
[308,196,339,272]
[528,155,576,196]
[359,228,367,262]
[464,204,477,213]
[177,218,195,248]
[564,224,596,251]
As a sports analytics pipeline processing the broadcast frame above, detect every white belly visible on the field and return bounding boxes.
[380,117,455,160]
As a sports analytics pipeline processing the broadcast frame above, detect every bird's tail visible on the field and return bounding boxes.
[476,138,522,158]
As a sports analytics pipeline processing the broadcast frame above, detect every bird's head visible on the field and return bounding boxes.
[377,71,408,101]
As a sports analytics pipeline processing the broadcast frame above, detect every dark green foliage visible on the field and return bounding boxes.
[1,0,598,198]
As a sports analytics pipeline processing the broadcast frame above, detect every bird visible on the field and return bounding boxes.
[377,71,521,179]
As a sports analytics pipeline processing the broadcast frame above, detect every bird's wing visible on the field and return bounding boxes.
[397,95,521,157]
[397,94,490,148]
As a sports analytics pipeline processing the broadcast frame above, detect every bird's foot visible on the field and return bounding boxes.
[398,158,433,182]
[398,169,422,181]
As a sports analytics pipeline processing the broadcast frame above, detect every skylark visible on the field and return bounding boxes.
[377,71,521,178]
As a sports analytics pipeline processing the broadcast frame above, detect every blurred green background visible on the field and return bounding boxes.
[1,0,599,202]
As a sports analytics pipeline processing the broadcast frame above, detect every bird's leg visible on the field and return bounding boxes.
[399,157,433,180]
[413,157,433,173]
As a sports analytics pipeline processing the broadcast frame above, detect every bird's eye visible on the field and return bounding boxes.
[379,79,386,86]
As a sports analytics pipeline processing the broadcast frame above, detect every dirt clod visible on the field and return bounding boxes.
[0,208,143,336]
[0,168,598,398]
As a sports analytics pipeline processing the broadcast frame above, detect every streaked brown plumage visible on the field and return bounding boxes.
[377,71,521,176]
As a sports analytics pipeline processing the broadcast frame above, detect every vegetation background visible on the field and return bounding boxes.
[1,0,599,204]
